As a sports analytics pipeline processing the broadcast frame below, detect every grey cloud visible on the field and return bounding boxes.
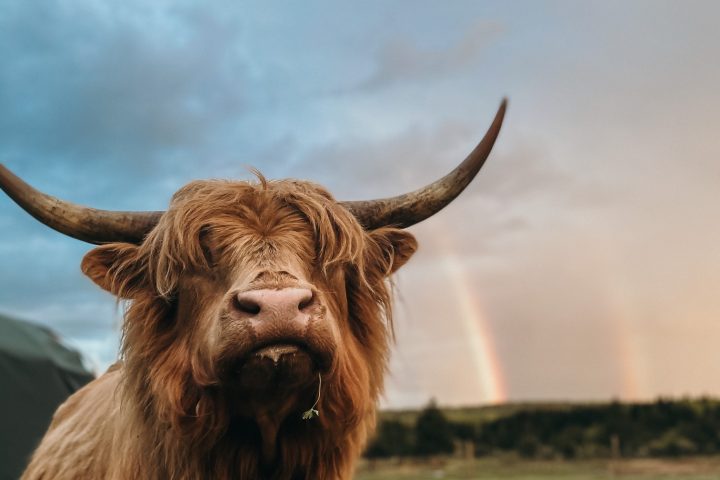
[0,1,249,179]
[352,20,503,92]
[285,114,590,261]
[286,119,567,199]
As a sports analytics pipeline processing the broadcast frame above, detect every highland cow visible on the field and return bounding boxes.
[1,100,506,480]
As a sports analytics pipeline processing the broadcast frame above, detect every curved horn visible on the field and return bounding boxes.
[341,98,507,230]
[0,164,162,244]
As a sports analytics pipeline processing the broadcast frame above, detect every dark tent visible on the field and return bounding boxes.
[0,313,95,480]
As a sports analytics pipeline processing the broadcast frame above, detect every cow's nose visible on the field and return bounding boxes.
[232,288,315,323]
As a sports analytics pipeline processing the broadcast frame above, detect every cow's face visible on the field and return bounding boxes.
[80,179,417,416]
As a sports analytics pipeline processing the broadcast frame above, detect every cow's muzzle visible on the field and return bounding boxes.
[221,286,334,390]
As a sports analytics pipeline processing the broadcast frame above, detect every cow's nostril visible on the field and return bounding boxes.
[234,296,261,315]
[298,290,315,311]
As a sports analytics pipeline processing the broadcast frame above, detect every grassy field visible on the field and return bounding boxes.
[354,457,720,480]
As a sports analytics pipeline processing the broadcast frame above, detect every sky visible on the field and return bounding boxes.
[1,0,720,409]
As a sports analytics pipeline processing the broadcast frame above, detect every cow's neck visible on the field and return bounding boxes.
[248,393,301,463]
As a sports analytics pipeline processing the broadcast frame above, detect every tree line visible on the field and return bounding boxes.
[365,398,720,459]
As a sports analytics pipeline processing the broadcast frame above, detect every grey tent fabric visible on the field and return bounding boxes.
[0,313,95,480]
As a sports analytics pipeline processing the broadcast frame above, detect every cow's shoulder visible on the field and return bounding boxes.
[22,366,123,479]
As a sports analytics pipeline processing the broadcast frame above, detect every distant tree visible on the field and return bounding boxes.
[368,397,720,461]
[516,433,540,458]
[647,430,697,457]
[413,399,455,456]
[451,421,475,441]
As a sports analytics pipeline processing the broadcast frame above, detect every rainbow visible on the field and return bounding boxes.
[432,221,507,404]
[588,233,646,400]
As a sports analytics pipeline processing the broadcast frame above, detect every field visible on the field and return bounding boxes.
[354,457,720,480]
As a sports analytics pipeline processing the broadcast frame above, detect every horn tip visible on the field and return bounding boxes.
[498,97,509,116]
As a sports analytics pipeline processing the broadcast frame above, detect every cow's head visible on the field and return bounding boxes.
[78,179,419,435]
[0,100,505,467]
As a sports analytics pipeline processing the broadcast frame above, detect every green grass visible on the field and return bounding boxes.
[354,457,720,480]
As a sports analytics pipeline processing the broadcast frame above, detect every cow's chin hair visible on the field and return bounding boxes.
[149,342,363,448]
[218,344,330,397]
[210,316,338,391]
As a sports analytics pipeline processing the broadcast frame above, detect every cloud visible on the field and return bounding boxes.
[285,112,591,266]
[350,20,504,92]
[289,116,567,198]
[0,1,250,181]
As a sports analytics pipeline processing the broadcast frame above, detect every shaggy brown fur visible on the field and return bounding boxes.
[21,177,417,480]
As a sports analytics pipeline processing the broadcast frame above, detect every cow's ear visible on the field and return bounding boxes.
[81,243,148,298]
[368,228,418,276]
